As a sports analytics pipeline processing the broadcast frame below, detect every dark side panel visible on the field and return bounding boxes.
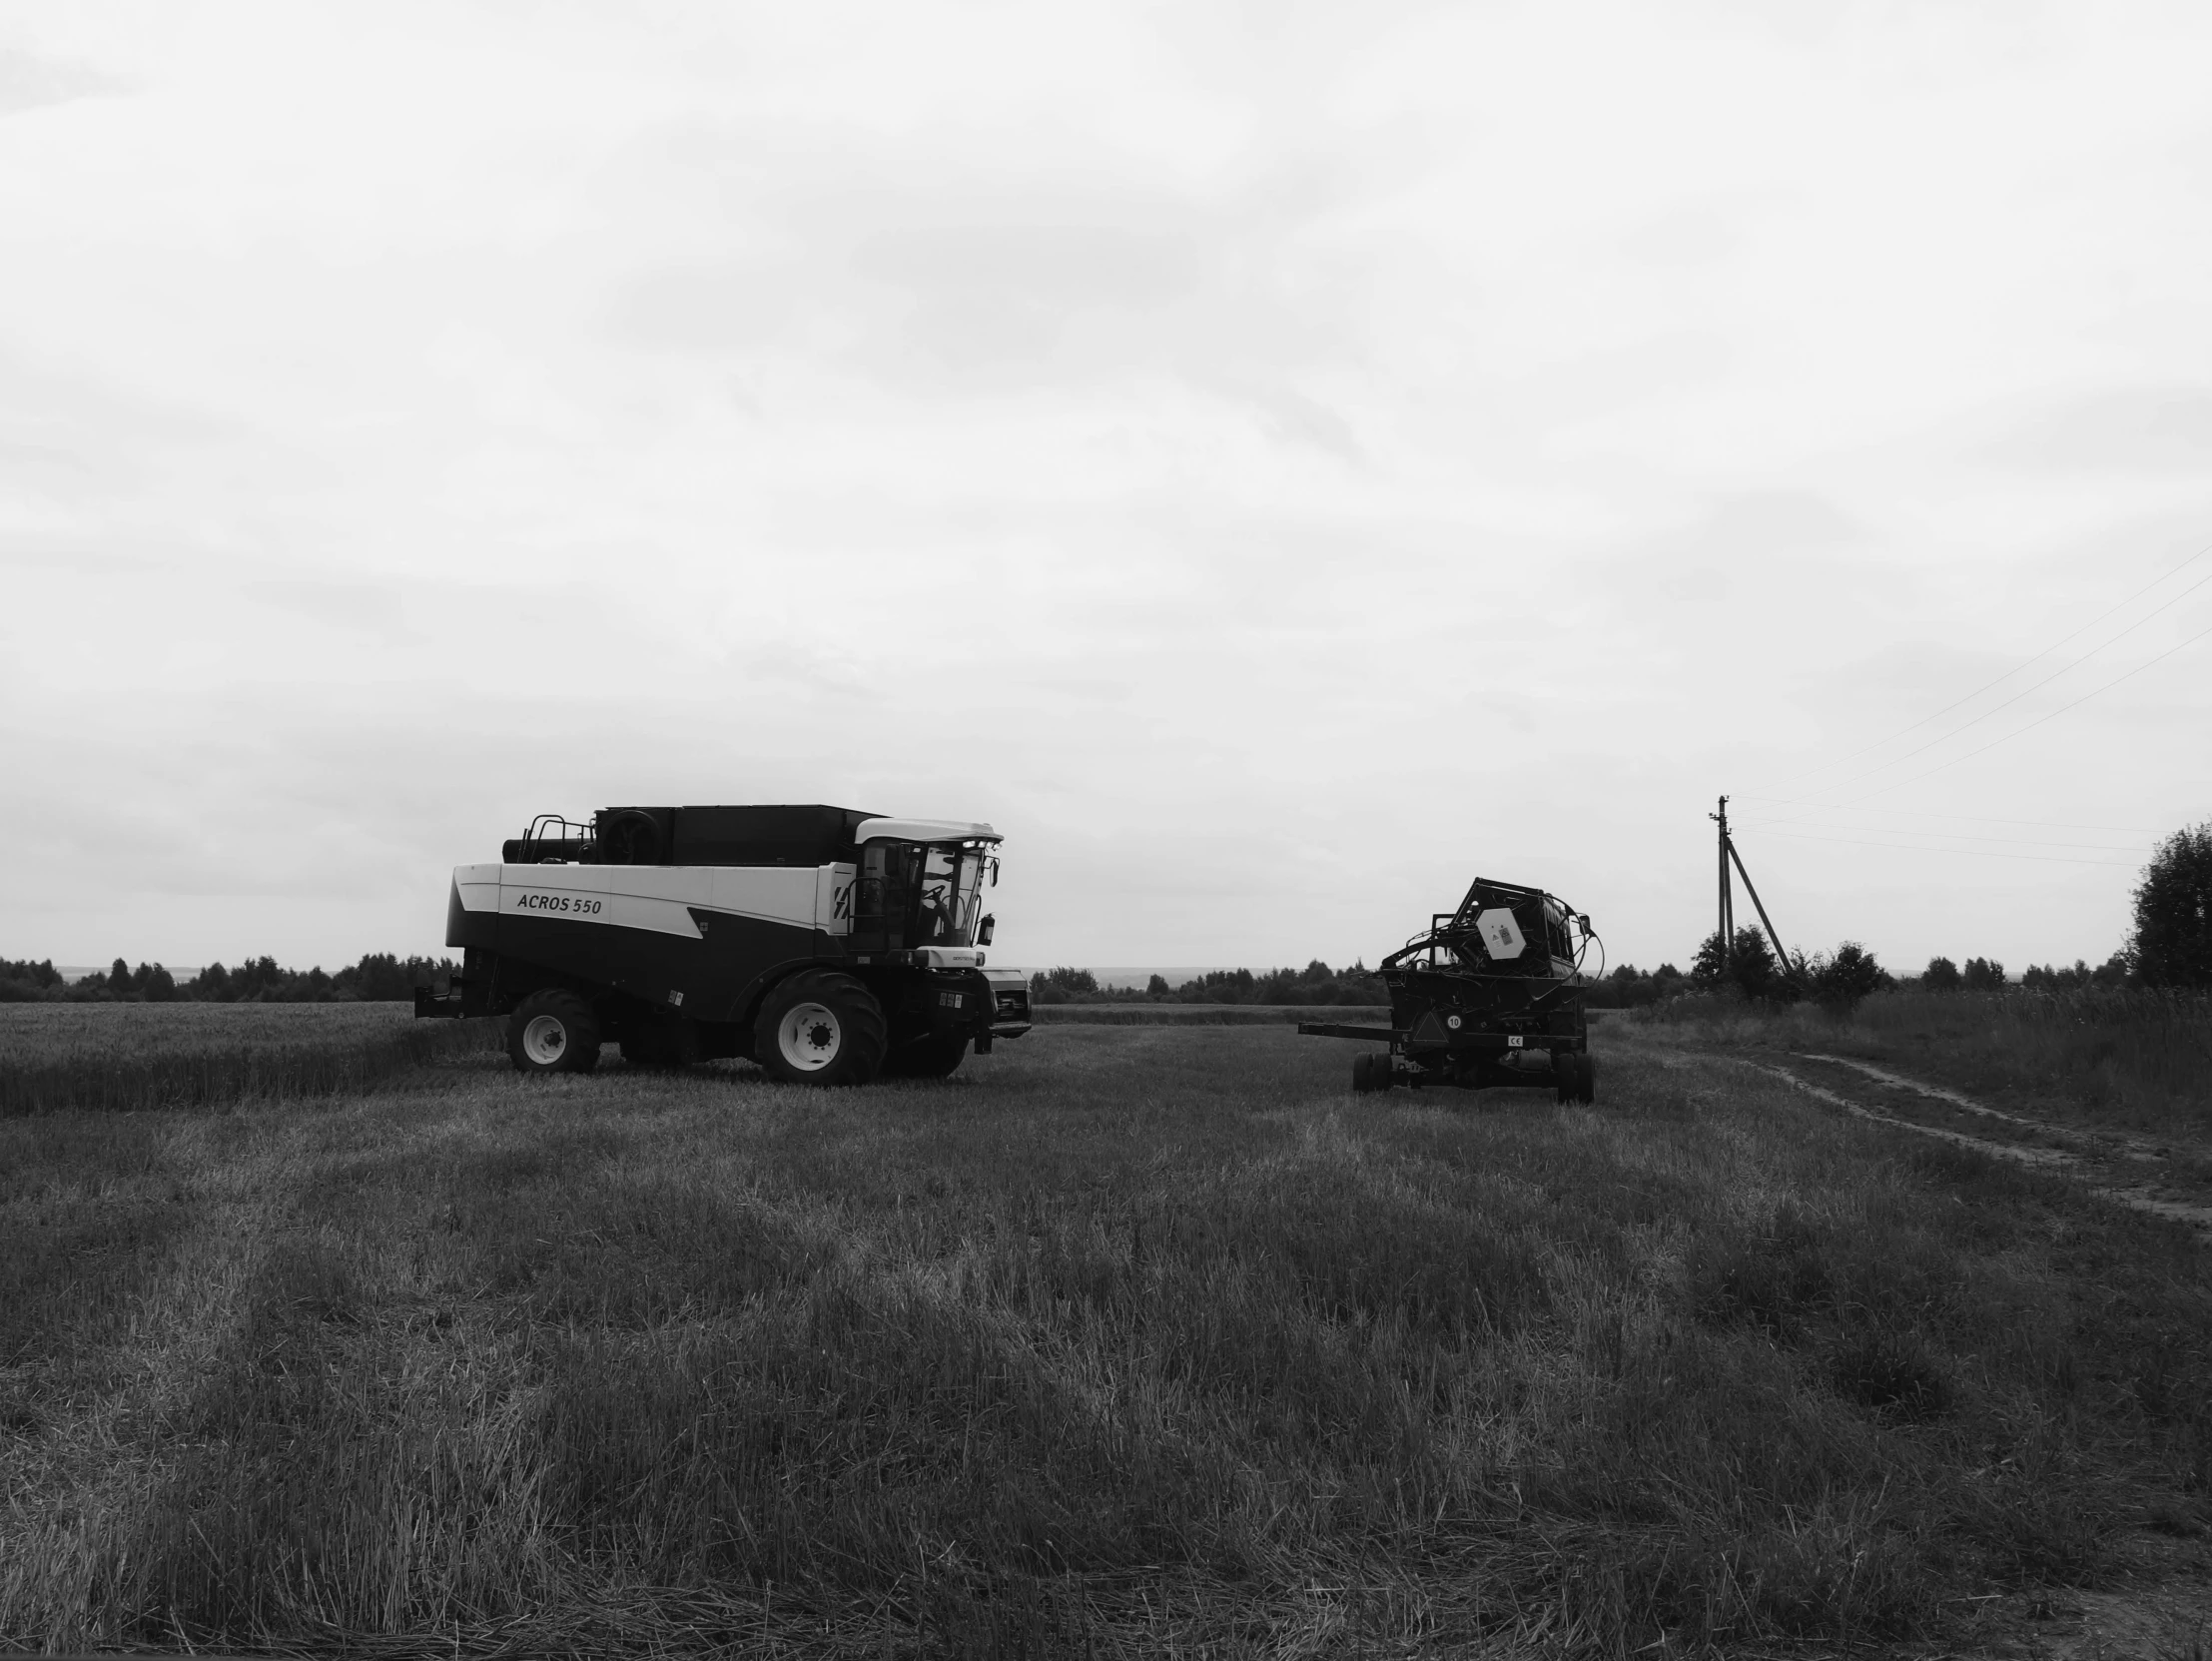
[609,804,882,868]
[446,880,497,952]
[497,908,828,1023]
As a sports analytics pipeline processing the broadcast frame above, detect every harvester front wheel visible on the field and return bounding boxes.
[756,971,887,1086]
[1577,1051,1597,1105]
[508,991,602,1075]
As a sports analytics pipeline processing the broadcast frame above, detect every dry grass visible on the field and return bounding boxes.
[1637,988,2212,1138]
[0,1002,500,1116]
[1,1024,2207,1657]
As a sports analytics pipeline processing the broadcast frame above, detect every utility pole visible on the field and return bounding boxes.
[1711,795,1733,970]
[1710,794,1797,987]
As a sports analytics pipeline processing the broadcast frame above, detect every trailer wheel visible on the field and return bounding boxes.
[1578,1051,1597,1105]
[508,991,601,1075]
[1352,1052,1393,1094]
[755,971,887,1086]
[1553,1051,1582,1105]
[882,1035,969,1079]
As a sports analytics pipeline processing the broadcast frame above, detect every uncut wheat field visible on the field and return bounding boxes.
[0,1001,497,1115]
[2,1016,2207,1658]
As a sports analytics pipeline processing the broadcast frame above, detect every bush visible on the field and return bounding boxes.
[1960,957,2006,992]
[2131,820,2212,988]
[1809,942,1891,1010]
[1923,957,1960,991]
[1692,928,1791,1001]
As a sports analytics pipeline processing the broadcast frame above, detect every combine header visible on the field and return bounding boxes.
[1300,876,1599,1102]
[415,804,1032,1084]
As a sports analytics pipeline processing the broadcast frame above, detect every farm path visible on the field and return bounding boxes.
[1684,1050,2212,1239]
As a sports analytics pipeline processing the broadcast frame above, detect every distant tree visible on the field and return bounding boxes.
[108,957,136,995]
[2130,820,2212,988]
[1960,957,2006,991]
[2091,951,2132,988]
[1922,956,1960,991]
[141,964,178,1002]
[1811,942,1891,1009]
[1145,974,1169,997]
[1691,928,1786,999]
[1045,967,1098,995]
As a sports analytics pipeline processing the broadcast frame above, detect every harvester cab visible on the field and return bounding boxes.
[1298,876,1601,1103]
[413,804,1031,1084]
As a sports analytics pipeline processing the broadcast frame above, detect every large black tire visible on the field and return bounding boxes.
[881,1035,969,1079]
[508,990,601,1075]
[1553,1050,1582,1105]
[1578,1051,1597,1105]
[1352,1051,1393,1094]
[754,971,887,1086]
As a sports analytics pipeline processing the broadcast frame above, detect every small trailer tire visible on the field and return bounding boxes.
[1352,1052,1393,1094]
[508,991,602,1075]
[1553,1051,1582,1105]
[756,971,888,1086]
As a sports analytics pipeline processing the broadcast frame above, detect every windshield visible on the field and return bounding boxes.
[916,844,989,945]
[857,839,995,948]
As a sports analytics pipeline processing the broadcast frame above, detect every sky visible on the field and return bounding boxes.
[3,1,2210,978]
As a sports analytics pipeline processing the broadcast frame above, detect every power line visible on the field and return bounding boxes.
[1768,538,2212,793]
[1730,799,2156,834]
[1833,612,2212,806]
[1731,818,2149,855]
[1752,828,2142,869]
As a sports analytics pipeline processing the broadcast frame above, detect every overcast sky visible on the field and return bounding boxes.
[4,2,2210,978]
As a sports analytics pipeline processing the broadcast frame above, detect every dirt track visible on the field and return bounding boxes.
[1699,1049,2212,1239]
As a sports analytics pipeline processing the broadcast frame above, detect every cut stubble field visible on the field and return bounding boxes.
[2,1016,2208,1658]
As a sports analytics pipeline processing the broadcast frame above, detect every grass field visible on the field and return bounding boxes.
[0,1001,500,1116]
[3,1017,2208,1657]
[1638,988,2212,1139]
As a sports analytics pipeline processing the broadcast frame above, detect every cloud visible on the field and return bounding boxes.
[1984,385,2212,476]
[0,45,124,121]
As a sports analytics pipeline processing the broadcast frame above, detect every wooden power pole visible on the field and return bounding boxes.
[1711,794,1797,986]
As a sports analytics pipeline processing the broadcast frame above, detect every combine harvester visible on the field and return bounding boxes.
[1299,876,1600,1102]
[414,805,1031,1084]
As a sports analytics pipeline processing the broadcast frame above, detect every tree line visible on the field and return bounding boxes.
[0,953,458,1005]
[1029,961,1387,1006]
[1682,817,2211,1004]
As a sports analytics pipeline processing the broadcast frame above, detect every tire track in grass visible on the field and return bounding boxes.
[1700,1054,2212,1239]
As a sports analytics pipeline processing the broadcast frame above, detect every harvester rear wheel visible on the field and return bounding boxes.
[508,991,601,1075]
[1578,1051,1597,1105]
[755,971,887,1086]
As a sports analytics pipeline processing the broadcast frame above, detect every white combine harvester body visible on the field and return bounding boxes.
[418,804,1030,1084]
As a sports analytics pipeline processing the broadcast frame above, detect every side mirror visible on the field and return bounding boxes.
[989,858,1000,888]
[978,914,996,946]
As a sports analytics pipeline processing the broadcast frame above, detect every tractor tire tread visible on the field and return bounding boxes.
[755,970,887,1086]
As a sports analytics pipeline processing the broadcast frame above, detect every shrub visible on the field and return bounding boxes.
[1923,957,1960,991]
[1692,927,1791,1000]
[1809,942,1892,1010]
